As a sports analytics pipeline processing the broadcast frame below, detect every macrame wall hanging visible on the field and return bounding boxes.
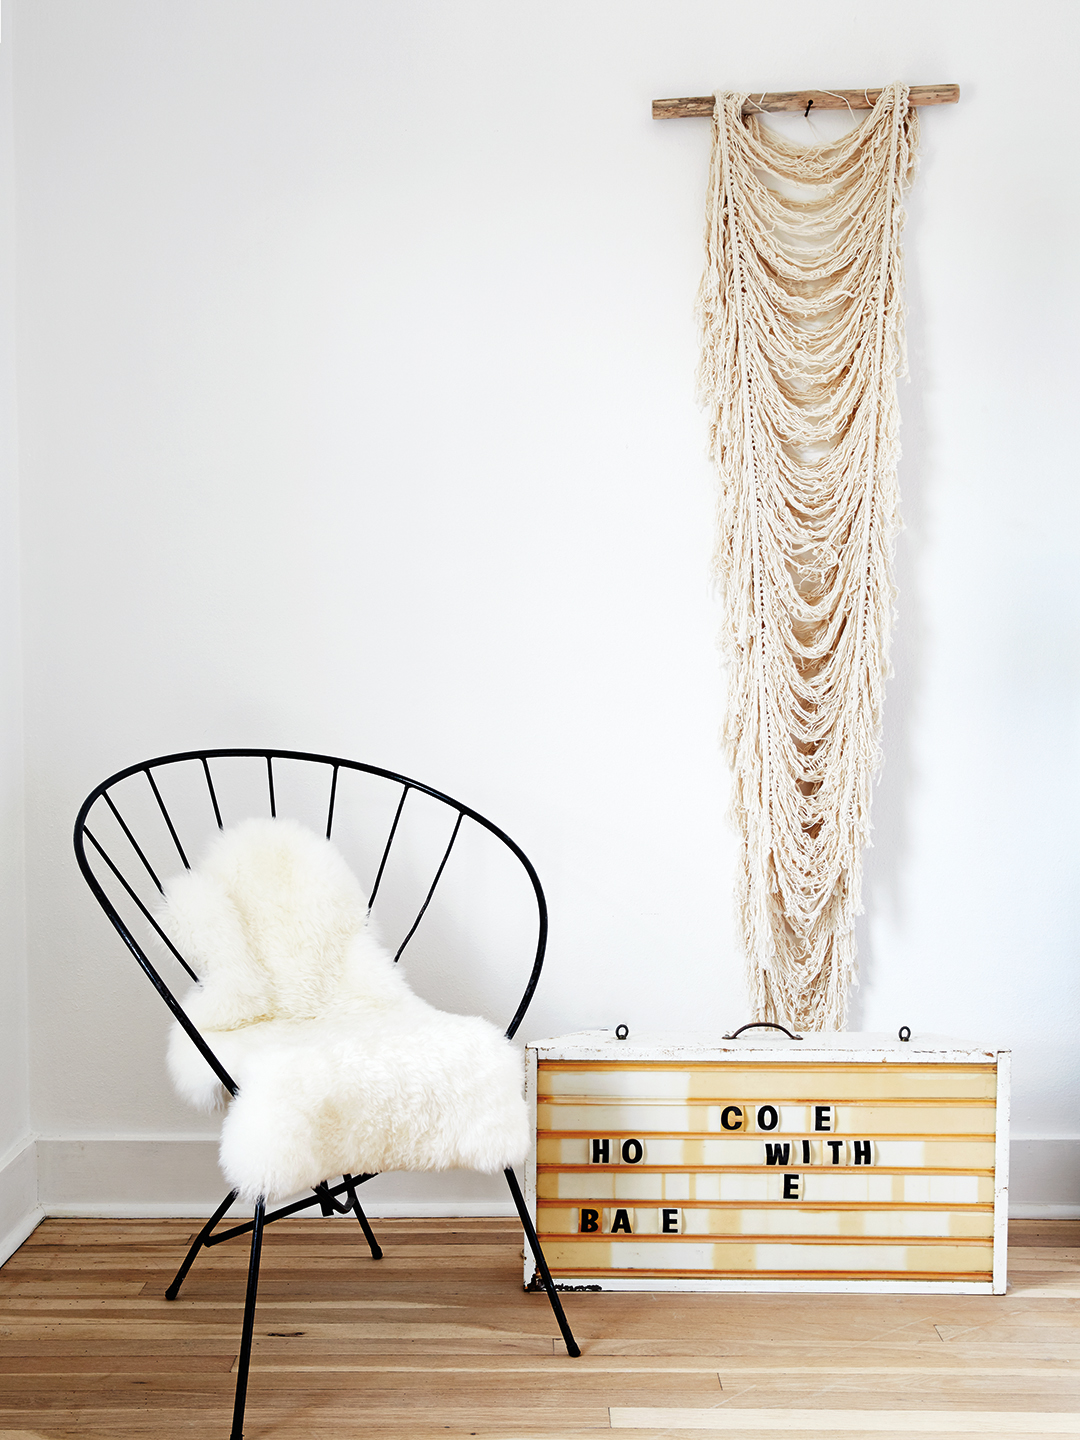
[655,83,958,1031]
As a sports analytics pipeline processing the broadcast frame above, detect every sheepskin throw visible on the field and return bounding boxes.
[697,86,919,1031]
[161,818,529,1202]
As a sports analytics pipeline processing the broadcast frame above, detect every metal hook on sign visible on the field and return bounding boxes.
[615,1024,629,1040]
[899,1026,911,1042]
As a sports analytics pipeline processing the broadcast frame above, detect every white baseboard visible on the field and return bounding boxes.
[10,1133,1078,1225]
[45,1199,517,1219]
[1009,1136,1080,1213]
[0,1136,42,1264]
[0,1204,44,1266]
[36,1136,518,1218]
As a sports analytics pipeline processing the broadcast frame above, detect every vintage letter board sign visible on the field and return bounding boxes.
[525,1032,1009,1294]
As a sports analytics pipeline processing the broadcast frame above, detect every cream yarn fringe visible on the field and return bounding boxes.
[697,85,919,1031]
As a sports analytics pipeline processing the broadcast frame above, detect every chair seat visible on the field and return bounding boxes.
[161,816,529,1202]
[170,1001,529,1202]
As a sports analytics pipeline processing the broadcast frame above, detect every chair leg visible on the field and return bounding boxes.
[344,1174,383,1259]
[503,1167,581,1358]
[165,1189,238,1301]
[230,1197,266,1440]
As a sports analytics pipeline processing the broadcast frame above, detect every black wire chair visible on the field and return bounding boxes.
[73,748,579,1440]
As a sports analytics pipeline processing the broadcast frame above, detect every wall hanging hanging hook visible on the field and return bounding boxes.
[804,97,814,118]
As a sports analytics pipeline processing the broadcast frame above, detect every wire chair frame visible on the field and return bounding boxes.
[73,747,579,1440]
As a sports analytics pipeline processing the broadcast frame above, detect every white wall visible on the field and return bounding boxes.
[9,0,1079,1215]
[0,0,36,1259]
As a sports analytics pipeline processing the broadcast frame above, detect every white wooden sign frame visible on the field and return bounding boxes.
[524,1030,1009,1296]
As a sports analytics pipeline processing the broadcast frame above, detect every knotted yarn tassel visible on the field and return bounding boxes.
[697,85,919,1031]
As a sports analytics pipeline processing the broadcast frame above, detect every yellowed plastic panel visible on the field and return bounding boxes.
[536,1100,996,1136]
[538,1169,994,1205]
[536,1136,996,1169]
[538,1063,997,1101]
[537,1205,994,1239]
[541,1237,993,1277]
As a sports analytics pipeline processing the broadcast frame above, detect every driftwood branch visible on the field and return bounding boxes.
[653,84,960,120]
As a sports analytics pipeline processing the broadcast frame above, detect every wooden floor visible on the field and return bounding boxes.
[1,1216,1078,1439]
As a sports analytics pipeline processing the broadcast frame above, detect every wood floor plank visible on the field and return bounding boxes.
[1008,1221,1080,1247]
[611,1411,1080,1432]
[4,1217,1080,1438]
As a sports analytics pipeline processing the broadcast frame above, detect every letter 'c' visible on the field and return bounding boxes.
[720,1105,744,1131]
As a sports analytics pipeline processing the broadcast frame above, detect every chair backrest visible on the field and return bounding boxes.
[73,748,548,1097]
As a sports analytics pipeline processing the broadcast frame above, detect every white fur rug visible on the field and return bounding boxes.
[160,818,530,1202]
